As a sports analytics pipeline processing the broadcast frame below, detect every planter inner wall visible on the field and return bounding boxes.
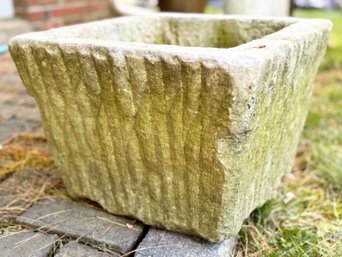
[46,16,291,48]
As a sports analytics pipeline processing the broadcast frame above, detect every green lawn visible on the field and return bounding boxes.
[294,9,342,70]
[235,9,342,257]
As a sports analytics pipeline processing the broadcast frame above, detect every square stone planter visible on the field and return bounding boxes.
[10,14,331,242]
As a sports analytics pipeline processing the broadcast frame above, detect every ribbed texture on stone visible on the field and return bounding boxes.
[9,14,332,242]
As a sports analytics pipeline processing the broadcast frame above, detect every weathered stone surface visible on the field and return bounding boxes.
[55,242,111,257]
[0,231,58,257]
[17,198,144,253]
[10,14,331,242]
[135,228,237,257]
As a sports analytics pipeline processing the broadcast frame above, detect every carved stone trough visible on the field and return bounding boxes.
[10,14,331,242]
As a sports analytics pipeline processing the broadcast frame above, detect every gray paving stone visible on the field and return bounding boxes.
[17,198,144,253]
[0,169,60,222]
[0,67,42,144]
[0,231,58,257]
[135,228,237,257]
[55,242,112,257]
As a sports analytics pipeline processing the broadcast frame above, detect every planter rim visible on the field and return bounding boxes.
[10,14,331,65]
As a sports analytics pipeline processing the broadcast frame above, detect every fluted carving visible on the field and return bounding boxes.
[10,14,331,242]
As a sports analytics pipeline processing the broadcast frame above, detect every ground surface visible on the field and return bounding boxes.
[0,8,342,257]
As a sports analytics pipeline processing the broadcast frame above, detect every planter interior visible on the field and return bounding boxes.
[37,14,292,48]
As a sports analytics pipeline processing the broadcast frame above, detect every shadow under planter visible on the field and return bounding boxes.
[9,14,331,242]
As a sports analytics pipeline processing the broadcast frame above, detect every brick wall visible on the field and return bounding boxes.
[14,0,112,30]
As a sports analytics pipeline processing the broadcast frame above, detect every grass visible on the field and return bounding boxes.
[294,9,342,70]
[305,70,342,189]
[235,9,342,257]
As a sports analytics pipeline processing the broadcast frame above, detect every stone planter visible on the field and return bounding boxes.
[10,14,331,242]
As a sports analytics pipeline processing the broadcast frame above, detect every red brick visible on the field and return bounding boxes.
[52,6,89,17]
[14,0,111,30]
[15,12,29,19]
[89,2,109,11]
[62,0,88,2]
[27,11,49,21]
[28,0,40,5]
[13,0,29,8]
[39,0,59,4]
[31,19,62,31]
[14,0,40,8]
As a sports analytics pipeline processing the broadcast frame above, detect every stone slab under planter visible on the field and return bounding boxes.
[10,14,331,242]
[135,228,236,257]
[17,198,144,253]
